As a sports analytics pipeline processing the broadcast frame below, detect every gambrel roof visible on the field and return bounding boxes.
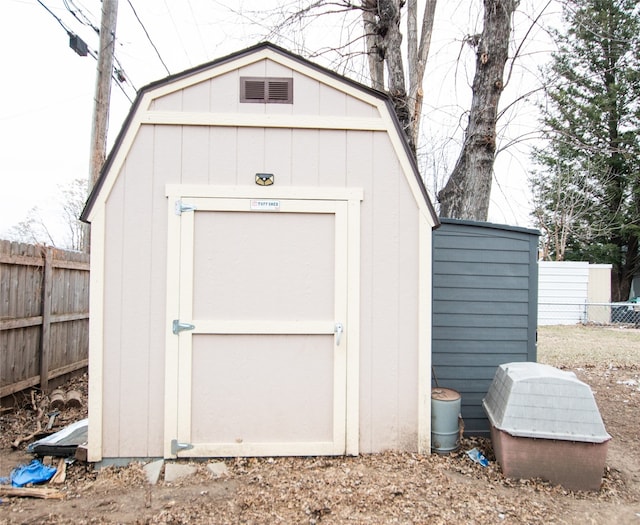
[82,41,439,227]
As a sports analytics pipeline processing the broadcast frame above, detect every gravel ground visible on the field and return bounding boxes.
[0,325,639,524]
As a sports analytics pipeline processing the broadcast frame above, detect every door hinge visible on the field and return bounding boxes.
[175,200,197,215]
[172,320,195,334]
[171,439,194,455]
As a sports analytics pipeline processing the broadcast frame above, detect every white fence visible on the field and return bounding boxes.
[538,302,640,326]
[538,261,614,325]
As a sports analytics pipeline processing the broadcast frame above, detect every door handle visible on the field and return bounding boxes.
[335,322,344,346]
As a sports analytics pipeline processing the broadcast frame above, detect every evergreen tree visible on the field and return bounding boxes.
[531,0,640,301]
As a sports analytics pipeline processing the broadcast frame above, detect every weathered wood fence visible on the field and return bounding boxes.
[0,240,89,399]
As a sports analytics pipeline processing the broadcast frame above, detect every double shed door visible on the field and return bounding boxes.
[164,189,360,458]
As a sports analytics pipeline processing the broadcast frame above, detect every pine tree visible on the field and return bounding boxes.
[531,0,640,301]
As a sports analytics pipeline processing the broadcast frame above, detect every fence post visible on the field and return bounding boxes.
[39,247,53,393]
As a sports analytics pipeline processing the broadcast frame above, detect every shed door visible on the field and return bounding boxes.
[165,196,354,457]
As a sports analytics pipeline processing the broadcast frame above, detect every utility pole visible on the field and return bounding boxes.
[85,0,118,253]
[88,0,119,188]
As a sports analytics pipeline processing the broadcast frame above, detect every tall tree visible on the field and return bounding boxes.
[530,0,640,301]
[437,0,520,220]
[249,1,534,219]
[362,0,437,152]
[267,0,437,153]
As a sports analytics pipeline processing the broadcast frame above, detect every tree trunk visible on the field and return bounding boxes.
[407,0,437,149]
[363,0,385,91]
[362,0,437,155]
[437,0,519,220]
[377,0,412,151]
[613,233,639,301]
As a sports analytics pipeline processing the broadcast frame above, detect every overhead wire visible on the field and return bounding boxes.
[125,0,172,75]
[36,0,73,34]
[66,0,138,91]
[163,0,192,66]
[186,0,208,60]
[86,48,135,103]
[62,0,100,34]
[35,0,134,103]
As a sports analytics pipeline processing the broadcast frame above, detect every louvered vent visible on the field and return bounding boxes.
[240,77,293,104]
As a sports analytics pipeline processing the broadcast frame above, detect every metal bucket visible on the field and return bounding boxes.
[431,387,461,454]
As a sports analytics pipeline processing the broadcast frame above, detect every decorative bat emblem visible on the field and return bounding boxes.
[255,173,274,186]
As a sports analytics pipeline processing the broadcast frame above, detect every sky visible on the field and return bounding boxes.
[0,0,560,245]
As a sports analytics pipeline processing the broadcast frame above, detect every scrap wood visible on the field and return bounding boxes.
[11,423,44,449]
[46,410,60,430]
[11,391,44,449]
[50,458,67,484]
[0,486,64,500]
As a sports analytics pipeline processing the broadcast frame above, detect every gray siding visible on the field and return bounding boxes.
[432,219,539,436]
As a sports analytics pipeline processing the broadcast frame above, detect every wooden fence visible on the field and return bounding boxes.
[0,240,89,399]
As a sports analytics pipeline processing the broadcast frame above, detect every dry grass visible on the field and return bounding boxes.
[1,328,639,524]
[537,324,640,369]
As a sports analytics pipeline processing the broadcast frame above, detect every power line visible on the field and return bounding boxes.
[125,0,171,75]
[35,0,134,103]
[62,0,100,34]
[36,0,73,34]
[87,48,134,103]
[64,0,138,92]
[163,0,192,66]
[112,55,138,93]
[186,0,208,60]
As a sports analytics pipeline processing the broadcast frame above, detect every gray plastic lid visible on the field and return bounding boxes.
[483,362,611,443]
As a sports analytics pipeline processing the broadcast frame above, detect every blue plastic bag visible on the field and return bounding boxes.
[10,460,57,487]
[466,447,489,467]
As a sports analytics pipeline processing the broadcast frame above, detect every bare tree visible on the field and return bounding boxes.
[5,178,88,251]
[531,160,626,270]
[60,178,89,252]
[437,0,520,220]
[235,1,548,223]
[256,1,437,154]
[362,0,437,152]
[7,207,57,247]
[530,165,595,261]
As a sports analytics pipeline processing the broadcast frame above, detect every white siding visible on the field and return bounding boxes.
[538,261,590,325]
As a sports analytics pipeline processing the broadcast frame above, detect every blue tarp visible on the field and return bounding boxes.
[8,460,57,487]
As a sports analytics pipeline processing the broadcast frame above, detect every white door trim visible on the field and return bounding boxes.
[164,186,362,458]
[165,184,363,202]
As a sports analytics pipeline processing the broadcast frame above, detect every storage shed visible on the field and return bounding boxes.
[432,219,539,436]
[81,43,440,463]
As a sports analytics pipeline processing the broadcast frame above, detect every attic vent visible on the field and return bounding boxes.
[240,77,293,104]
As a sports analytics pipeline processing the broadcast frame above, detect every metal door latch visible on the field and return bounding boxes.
[335,322,344,346]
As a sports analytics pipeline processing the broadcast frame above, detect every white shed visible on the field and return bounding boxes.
[82,42,439,463]
[538,261,612,325]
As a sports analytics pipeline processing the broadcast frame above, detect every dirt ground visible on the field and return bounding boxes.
[1,325,639,524]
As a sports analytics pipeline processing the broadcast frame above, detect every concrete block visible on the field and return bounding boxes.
[143,459,164,485]
[207,461,229,478]
[164,463,197,483]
